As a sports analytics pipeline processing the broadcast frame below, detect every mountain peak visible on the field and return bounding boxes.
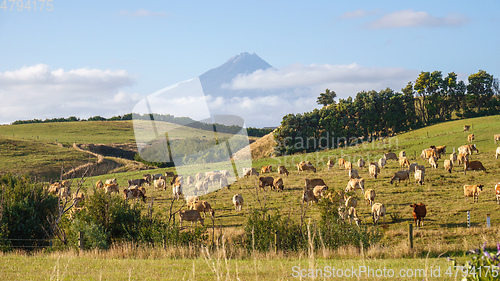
[199,52,272,96]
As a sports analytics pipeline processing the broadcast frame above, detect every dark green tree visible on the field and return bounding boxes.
[316,89,337,106]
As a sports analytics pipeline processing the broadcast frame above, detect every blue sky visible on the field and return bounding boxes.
[0,1,499,127]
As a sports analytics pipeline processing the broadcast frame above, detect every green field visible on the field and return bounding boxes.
[66,115,500,255]
[1,115,500,279]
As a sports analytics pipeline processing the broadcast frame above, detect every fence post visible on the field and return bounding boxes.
[486,214,491,228]
[408,224,413,249]
[274,230,279,254]
[79,231,84,251]
[467,211,470,228]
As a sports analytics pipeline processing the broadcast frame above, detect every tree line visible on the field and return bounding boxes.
[11,113,272,137]
[274,70,500,156]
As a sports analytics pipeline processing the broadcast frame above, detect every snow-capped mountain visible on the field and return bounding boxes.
[199,52,273,98]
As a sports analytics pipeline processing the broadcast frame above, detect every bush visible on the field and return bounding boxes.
[68,188,207,249]
[0,174,59,251]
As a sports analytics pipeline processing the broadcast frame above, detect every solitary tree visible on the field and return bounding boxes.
[317,89,337,106]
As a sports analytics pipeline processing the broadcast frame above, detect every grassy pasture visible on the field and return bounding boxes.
[0,250,455,280]
[67,114,500,259]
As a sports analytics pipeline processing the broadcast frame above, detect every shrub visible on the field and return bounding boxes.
[450,242,500,281]
[0,174,59,251]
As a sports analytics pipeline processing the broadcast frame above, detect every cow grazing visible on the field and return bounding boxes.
[260,165,272,174]
[389,170,410,185]
[414,169,425,185]
[123,188,147,202]
[243,167,259,177]
[421,148,437,160]
[278,165,289,177]
[495,134,500,144]
[195,172,203,182]
[190,200,215,218]
[435,146,447,158]
[444,160,453,173]
[297,161,316,173]
[347,207,361,226]
[105,178,117,185]
[327,160,334,170]
[408,162,418,174]
[302,189,318,205]
[95,180,104,189]
[457,153,469,165]
[58,186,71,200]
[399,157,410,168]
[357,158,365,169]
[496,147,500,159]
[463,125,470,132]
[305,178,327,190]
[463,160,486,175]
[369,163,380,179]
[399,151,406,158]
[179,210,204,227]
[259,176,274,190]
[142,174,152,185]
[495,183,500,204]
[384,152,398,161]
[172,184,182,200]
[232,194,244,211]
[128,178,147,187]
[429,156,438,169]
[463,184,484,203]
[313,185,328,199]
[344,161,352,170]
[273,177,284,191]
[344,195,357,208]
[378,157,386,169]
[467,134,475,143]
[73,192,85,208]
[194,180,208,195]
[185,176,194,186]
[372,203,386,224]
[410,203,427,228]
[338,158,346,169]
[450,152,458,165]
[349,168,359,179]
[458,144,479,156]
[165,171,175,178]
[154,178,166,190]
[277,165,289,176]
[346,178,365,193]
[364,189,375,206]
[104,183,119,194]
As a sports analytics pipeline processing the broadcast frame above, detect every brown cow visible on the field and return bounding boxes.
[304,178,327,189]
[463,125,470,131]
[389,170,410,185]
[277,165,289,176]
[327,160,335,170]
[179,210,204,227]
[259,176,274,190]
[190,200,215,218]
[410,203,427,228]
[123,188,147,202]
[463,184,483,203]
[463,160,486,175]
[338,158,346,169]
[467,134,475,143]
[495,183,500,204]
[243,167,259,177]
[273,177,284,191]
[297,161,316,173]
[104,183,119,194]
[495,134,500,144]
[260,165,272,174]
[384,152,398,161]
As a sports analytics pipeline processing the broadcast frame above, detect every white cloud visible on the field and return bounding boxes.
[366,9,469,29]
[0,64,138,123]
[225,63,417,92]
[119,9,167,18]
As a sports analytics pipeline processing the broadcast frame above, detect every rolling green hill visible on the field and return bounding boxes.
[72,114,500,257]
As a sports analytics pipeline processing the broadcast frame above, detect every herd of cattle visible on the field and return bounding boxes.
[46,127,500,229]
